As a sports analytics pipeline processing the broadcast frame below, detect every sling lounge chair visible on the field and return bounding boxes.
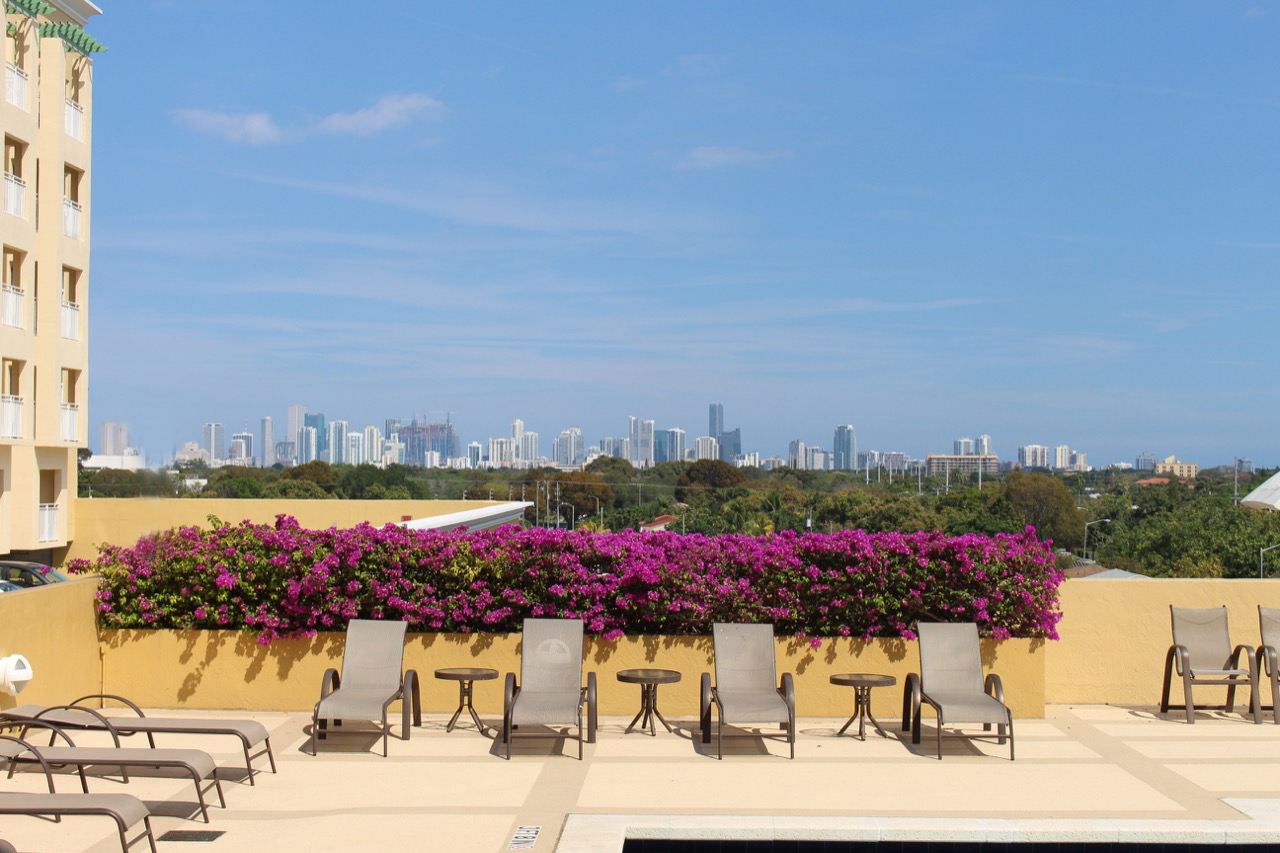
[309,618,421,757]
[902,622,1014,760]
[0,695,276,783]
[1,719,224,823]
[700,623,796,759]
[1258,606,1280,724]
[1160,606,1260,724]
[502,618,597,760]
[0,733,157,853]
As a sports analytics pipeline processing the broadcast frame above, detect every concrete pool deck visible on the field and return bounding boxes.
[5,704,1280,852]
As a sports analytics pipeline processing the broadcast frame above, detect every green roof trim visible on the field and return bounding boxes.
[5,0,57,18]
[39,20,106,55]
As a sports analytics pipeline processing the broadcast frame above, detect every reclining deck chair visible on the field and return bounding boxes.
[0,733,158,853]
[0,695,275,784]
[502,618,597,760]
[309,618,421,757]
[902,622,1014,760]
[1160,606,1260,724]
[1,718,224,822]
[1257,606,1280,724]
[700,623,796,759]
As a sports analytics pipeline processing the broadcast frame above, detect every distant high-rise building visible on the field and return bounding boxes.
[305,413,328,458]
[975,434,992,456]
[1238,458,1255,474]
[202,423,225,463]
[709,403,724,443]
[954,437,975,456]
[629,417,655,468]
[1069,450,1088,472]
[519,431,539,464]
[600,436,626,458]
[288,405,307,457]
[805,446,830,471]
[384,436,405,466]
[1018,445,1050,469]
[833,425,856,470]
[364,426,383,466]
[656,428,685,464]
[788,440,807,469]
[230,431,253,464]
[101,420,130,455]
[717,427,741,464]
[467,442,483,469]
[1135,452,1157,471]
[555,428,585,467]
[399,419,461,467]
[327,421,348,465]
[346,432,366,466]
[275,441,296,467]
[384,418,401,441]
[261,417,275,467]
[488,437,515,468]
[695,435,720,461]
[857,450,880,470]
[511,419,525,461]
[881,451,908,472]
[1054,445,1071,470]
[298,426,318,464]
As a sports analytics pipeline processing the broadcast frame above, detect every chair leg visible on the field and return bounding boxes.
[1181,671,1196,724]
[1160,647,1175,714]
[1271,670,1280,725]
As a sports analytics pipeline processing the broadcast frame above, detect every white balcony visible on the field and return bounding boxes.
[5,63,26,110]
[61,300,79,339]
[2,285,22,328]
[4,173,25,218]
[63,198,81,238]
[60,402,79,441]
[1,394,22,439]
[64,98,83,139]
[38,503,58,542]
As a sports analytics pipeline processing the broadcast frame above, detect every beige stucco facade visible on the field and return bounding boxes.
[1,1,99,558]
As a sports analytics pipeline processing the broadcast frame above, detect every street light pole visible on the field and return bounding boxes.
[1261,543,1280,579]
[1083,518,1111,561]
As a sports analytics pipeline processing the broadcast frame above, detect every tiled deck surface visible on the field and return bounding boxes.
[5,704,1280,852]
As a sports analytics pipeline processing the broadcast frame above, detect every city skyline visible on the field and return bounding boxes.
[84,4,1280,468]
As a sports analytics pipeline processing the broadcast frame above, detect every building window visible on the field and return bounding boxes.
[64,61,85,139]
[4,136,26,218]
[1,357,24,439]
[60,367,79,442]
[63,165,83,238]
[4,27,25,110]
[61,266,80,339]
[2,246,23,328]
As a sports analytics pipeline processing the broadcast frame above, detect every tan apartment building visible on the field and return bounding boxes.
[1154,454,1198,479]
[2,0,101,560]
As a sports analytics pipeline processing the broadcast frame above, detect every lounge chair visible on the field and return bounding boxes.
[699,623,796,759]
[1,718,224,822]
[309,618,421,757]
[0,695,276,783]
[902,622,1014,760]
[502,618,597,760]
[1258,606,1280,724]
[1160,605,1260,724]
[0,733,158,853]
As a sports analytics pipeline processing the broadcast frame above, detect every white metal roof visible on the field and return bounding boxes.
[400,501,533,532]
[1242,470,1280,511]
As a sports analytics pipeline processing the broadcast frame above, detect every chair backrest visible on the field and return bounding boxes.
[1170,606,1232,670]
[917,622,984,693]
[1261,606,1280,651]
[340,619,408,691]
[520,618,584,693]
[713,623,777,692]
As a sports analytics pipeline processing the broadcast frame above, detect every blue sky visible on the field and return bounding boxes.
[85,2,1279,468]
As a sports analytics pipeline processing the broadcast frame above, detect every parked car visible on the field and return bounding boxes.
[0,580,20,593]
[0,561,70,589]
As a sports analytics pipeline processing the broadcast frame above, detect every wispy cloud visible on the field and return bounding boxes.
[676,146,794,171]
[173,109,285,145]
[174,93,443,144]
[313,94,444,137]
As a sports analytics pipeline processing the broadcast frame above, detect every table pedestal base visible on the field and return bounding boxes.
[625,683,674,736]
[837,685,889,740]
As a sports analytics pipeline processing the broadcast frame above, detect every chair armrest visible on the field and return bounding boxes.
[1231,644,1257,672]
[903,672,921,731]
[699,672,712,743]
[319,668,340,702]
[985,673,1006,706]
[1168,644,1191,677]
[1259,645,1279,677]
[779,672,795,712]
[0,734,58,792]
[3,719,76,748]
[504,672,519,713]
[35,705,123,748]
[69,694,146,717]
[585,672,597,743]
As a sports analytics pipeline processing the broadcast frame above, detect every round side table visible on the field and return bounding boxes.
[435,667,498,734]
[616,668,682,736]
[830,673,897,740]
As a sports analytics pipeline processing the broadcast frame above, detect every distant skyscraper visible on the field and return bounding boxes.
[261,417,275,467]
[555,428,584,466]
[667,428,686,463]
[1135,452,1156,471]
[230,431,253,464]
[488,437,515,468]
[806,446,830,471]
[717,427,741,464]
[287,405,306,459]
[511,419,525,461]
[328,421,348,464]
[1054,445,1071,470]
[629,417,655,468]
[695,435,719,461]
[954,437,975,456]
[1018,445,1050,469]
[709,403,724,443]
[975,434,991,456]
[346,432,365,466]
[305,413,328,458]
[833,425,856,470]
[519,431,539,463]
[101,420,129,455]
[467,441,483,469]
[299,426,318,464]
[788,439,807,469]
[364,426,383,466]
[202,423,225,463]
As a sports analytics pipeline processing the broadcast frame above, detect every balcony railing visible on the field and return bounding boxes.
[1,394,22,438]
[38,504,58,543]
[60,402,78,441]
[63,198,81,238]
[2,285,23,328]
[4,173,25,218]
[64,98,83,139]
[5,63,26,109]
[61,300,79,339]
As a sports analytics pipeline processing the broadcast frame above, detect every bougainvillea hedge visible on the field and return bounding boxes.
[68,516,1064,644]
